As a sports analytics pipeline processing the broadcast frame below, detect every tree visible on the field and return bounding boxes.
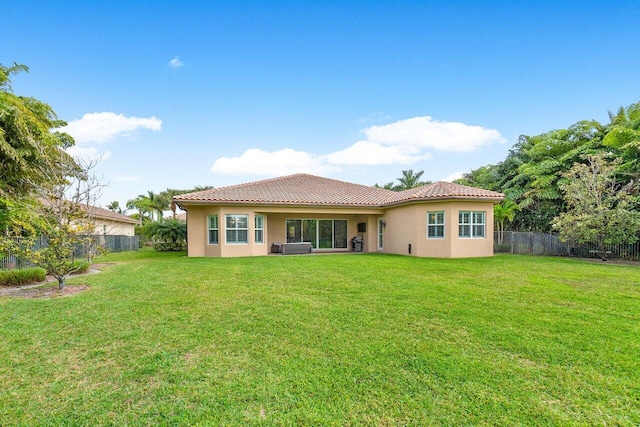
[147,191,168,221]
[1,63,78,232]
[373,182,396,190]
[158,185,213,219]
[493,199,520,244]
[0,63,77,201]
[374,169,430,191]
[106,200,122,214]
[603,102,640,184]
[396,169,428,190]
[142,218,186,251]
[552,153,640,259]
[126,194,153,225]
[1,158,105,289]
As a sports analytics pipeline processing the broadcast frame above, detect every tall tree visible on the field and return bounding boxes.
[1,63,78,231]
[461,120,607,231]
[553,153,640,258]
[159,186,214,219]
[146,191,167,221]
[396,169,428,190]
[106,201,122,214]
[126,194,152,225]
[603,102,640,184]
[375,170,430,191]
[493,199,520,244]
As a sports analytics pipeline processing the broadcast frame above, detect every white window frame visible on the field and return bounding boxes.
[458,211,485,238]
[225,214,249,244]
[255,215,264,244]
[427,211,445,239]
[208,215,219,245]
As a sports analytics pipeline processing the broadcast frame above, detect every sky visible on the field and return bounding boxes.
[4,1,640,210]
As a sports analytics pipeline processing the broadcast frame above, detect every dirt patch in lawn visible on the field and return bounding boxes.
[6,284,90,298]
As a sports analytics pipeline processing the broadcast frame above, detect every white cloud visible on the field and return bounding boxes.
[168,56,183,68]
[211,148,335,176]
[363,116,505,152]
[326,141,431,165]
[65,145,111,162]
[210,116,504,176]
[441,171,465,182]
[61,112,162,143]
[114,175,142,183]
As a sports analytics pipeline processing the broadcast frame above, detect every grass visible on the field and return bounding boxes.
[1,249,639,425]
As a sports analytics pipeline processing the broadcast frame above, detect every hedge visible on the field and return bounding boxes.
[0,267,47,286]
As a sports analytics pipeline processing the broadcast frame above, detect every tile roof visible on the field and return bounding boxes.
[86,205,139,224]
[174,174,504,208]
[385,181,505,205]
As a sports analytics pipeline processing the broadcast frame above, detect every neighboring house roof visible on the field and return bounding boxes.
[87,205,139,224]
[174,174,504,208]
[164,212,187,221]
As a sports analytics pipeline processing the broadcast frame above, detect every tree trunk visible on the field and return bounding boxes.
[57,276,66,290]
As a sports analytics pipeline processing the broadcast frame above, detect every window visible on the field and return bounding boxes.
[255,215,264,244]
[226,214,248,244]
[459,211,485,238]
[378,218,384,249]
[427,212,445,238]
[208,215,219,244]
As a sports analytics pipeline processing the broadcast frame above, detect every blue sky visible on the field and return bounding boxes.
[4,1,640,209]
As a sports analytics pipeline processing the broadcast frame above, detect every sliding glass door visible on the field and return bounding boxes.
[303,219,317,248]
[286,219,347,250]
[333,220,347,249]
[286,219,302,243]
[318,220,332,249]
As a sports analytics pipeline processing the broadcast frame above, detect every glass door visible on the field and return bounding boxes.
[318,220,333,249]
[333,220,347,249]
[286,219,301,243]
[302,219,317,248]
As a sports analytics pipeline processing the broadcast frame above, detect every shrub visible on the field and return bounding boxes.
[494,243,512,253]
[0,267,47,286]
[153,242,185,252]
[72,260,91,274]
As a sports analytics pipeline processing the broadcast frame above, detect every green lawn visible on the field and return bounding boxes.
[1,250,639,425]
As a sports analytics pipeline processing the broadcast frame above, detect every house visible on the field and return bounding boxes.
[87,205,138,237]
[173,174,504,258]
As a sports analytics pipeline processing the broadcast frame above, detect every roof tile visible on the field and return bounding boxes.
[174,174,503,207]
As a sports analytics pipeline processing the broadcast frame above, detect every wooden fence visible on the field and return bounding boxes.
[494,231,640,260]
[0,235,139,270]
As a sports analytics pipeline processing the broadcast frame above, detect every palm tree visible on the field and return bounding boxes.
[603,102,640,180]
[148,191,170,221]
[106,201,122,214]
[396,169,429,190]
[494,199,520,244]
[160,186,214,219]
[126,194,153,225]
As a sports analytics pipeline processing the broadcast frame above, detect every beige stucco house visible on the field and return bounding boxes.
[174,174,504,258]
[88,205,138,237]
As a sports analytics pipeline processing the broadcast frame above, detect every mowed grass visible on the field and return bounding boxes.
[1,250,639,425]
